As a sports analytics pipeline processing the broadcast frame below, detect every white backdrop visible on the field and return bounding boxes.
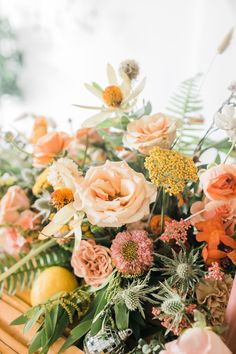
[0,0,236,131]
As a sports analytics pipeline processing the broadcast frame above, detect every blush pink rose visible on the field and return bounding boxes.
[160,328,232,354]
[190,198,236,224]
[74,160,156,227]
[71,240,112,287]
[33,131,71,167]
[16,210,39,230]
[0,227,26,255]
[0,186,30,224]
[200,165,236,201]
[123,113,179,154]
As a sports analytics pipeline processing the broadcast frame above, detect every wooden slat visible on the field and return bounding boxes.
[0,292,85,353]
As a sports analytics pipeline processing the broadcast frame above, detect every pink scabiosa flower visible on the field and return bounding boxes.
[160,219,191,245]
[111,230,153,276]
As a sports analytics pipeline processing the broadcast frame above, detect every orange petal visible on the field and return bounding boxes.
[208,248,227,260]
[220,235,236,249]
[228,250,236,264]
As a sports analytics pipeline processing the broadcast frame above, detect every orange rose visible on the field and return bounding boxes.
[200,165,236,201]
[123,113,179,154]
[0,186,30,224]
[33,131,71,167]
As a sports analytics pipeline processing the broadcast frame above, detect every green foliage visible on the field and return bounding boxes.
[0,17,23,98]
[12,287,91,354]
[0,247,71,295]
[132,337,163,354]
[60,287,108,352]
[167,74,203,154]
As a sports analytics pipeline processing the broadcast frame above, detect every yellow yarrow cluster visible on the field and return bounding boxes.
[32,168,50,196]
[144,147,198,195]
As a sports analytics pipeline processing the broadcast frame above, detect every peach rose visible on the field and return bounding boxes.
[160,328,232,354]
[123,113,178,154]
[33,131,71,167]
[200,165,236,201]
[74,160,156,227]
[71,240,112,287]
[16,210,39,230]
[0,186,30,224]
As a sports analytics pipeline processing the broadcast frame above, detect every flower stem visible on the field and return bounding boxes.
[0,238,56,283]
[160,189,167,234]
[148,188,161,226]
[223,140,235,164]
[81,133,89,170]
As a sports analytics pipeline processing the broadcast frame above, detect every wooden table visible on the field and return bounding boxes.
[0,291,84,354]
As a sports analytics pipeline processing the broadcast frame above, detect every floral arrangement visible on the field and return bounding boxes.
[0,55,236,354]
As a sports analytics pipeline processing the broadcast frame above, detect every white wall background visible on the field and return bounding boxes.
[0,0,236,131]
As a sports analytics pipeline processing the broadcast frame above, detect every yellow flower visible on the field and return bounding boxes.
[51,188,74,210]
[102,85,123,107]
[144,147,198,195]
[32,169,50,196]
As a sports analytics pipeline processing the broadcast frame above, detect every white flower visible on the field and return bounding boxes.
[47,157,82,192]
[39,158,84,243]
[0,173,16,187]
[75,63,146,128]
[214,105,236,141]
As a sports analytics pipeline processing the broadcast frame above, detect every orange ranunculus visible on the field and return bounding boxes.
[33,131,71,167]
[75,128,102,144]
[149,214,172,235]
[200,164,236,201]
[29,116,48,144]
[196,216,236,264]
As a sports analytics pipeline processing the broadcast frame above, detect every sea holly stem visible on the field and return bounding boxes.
[0,238,56,283]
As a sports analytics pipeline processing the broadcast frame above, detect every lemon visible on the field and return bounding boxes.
[30,266,78,306]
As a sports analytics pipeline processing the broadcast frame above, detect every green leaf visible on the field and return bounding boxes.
[29,329,44,354]
[114,302,129,330]
[90,288,108,336]
[23,307,43,334]
[59,319,92,353]
[45,309,53,339]
[11,314,28,326]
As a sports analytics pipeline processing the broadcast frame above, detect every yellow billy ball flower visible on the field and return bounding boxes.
[102,85,123,107]
[144,147,198,195]
[32,168,50,196]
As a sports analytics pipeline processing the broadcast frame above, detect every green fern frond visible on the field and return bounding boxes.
[0,246,72,296]
[166,74,203,154]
